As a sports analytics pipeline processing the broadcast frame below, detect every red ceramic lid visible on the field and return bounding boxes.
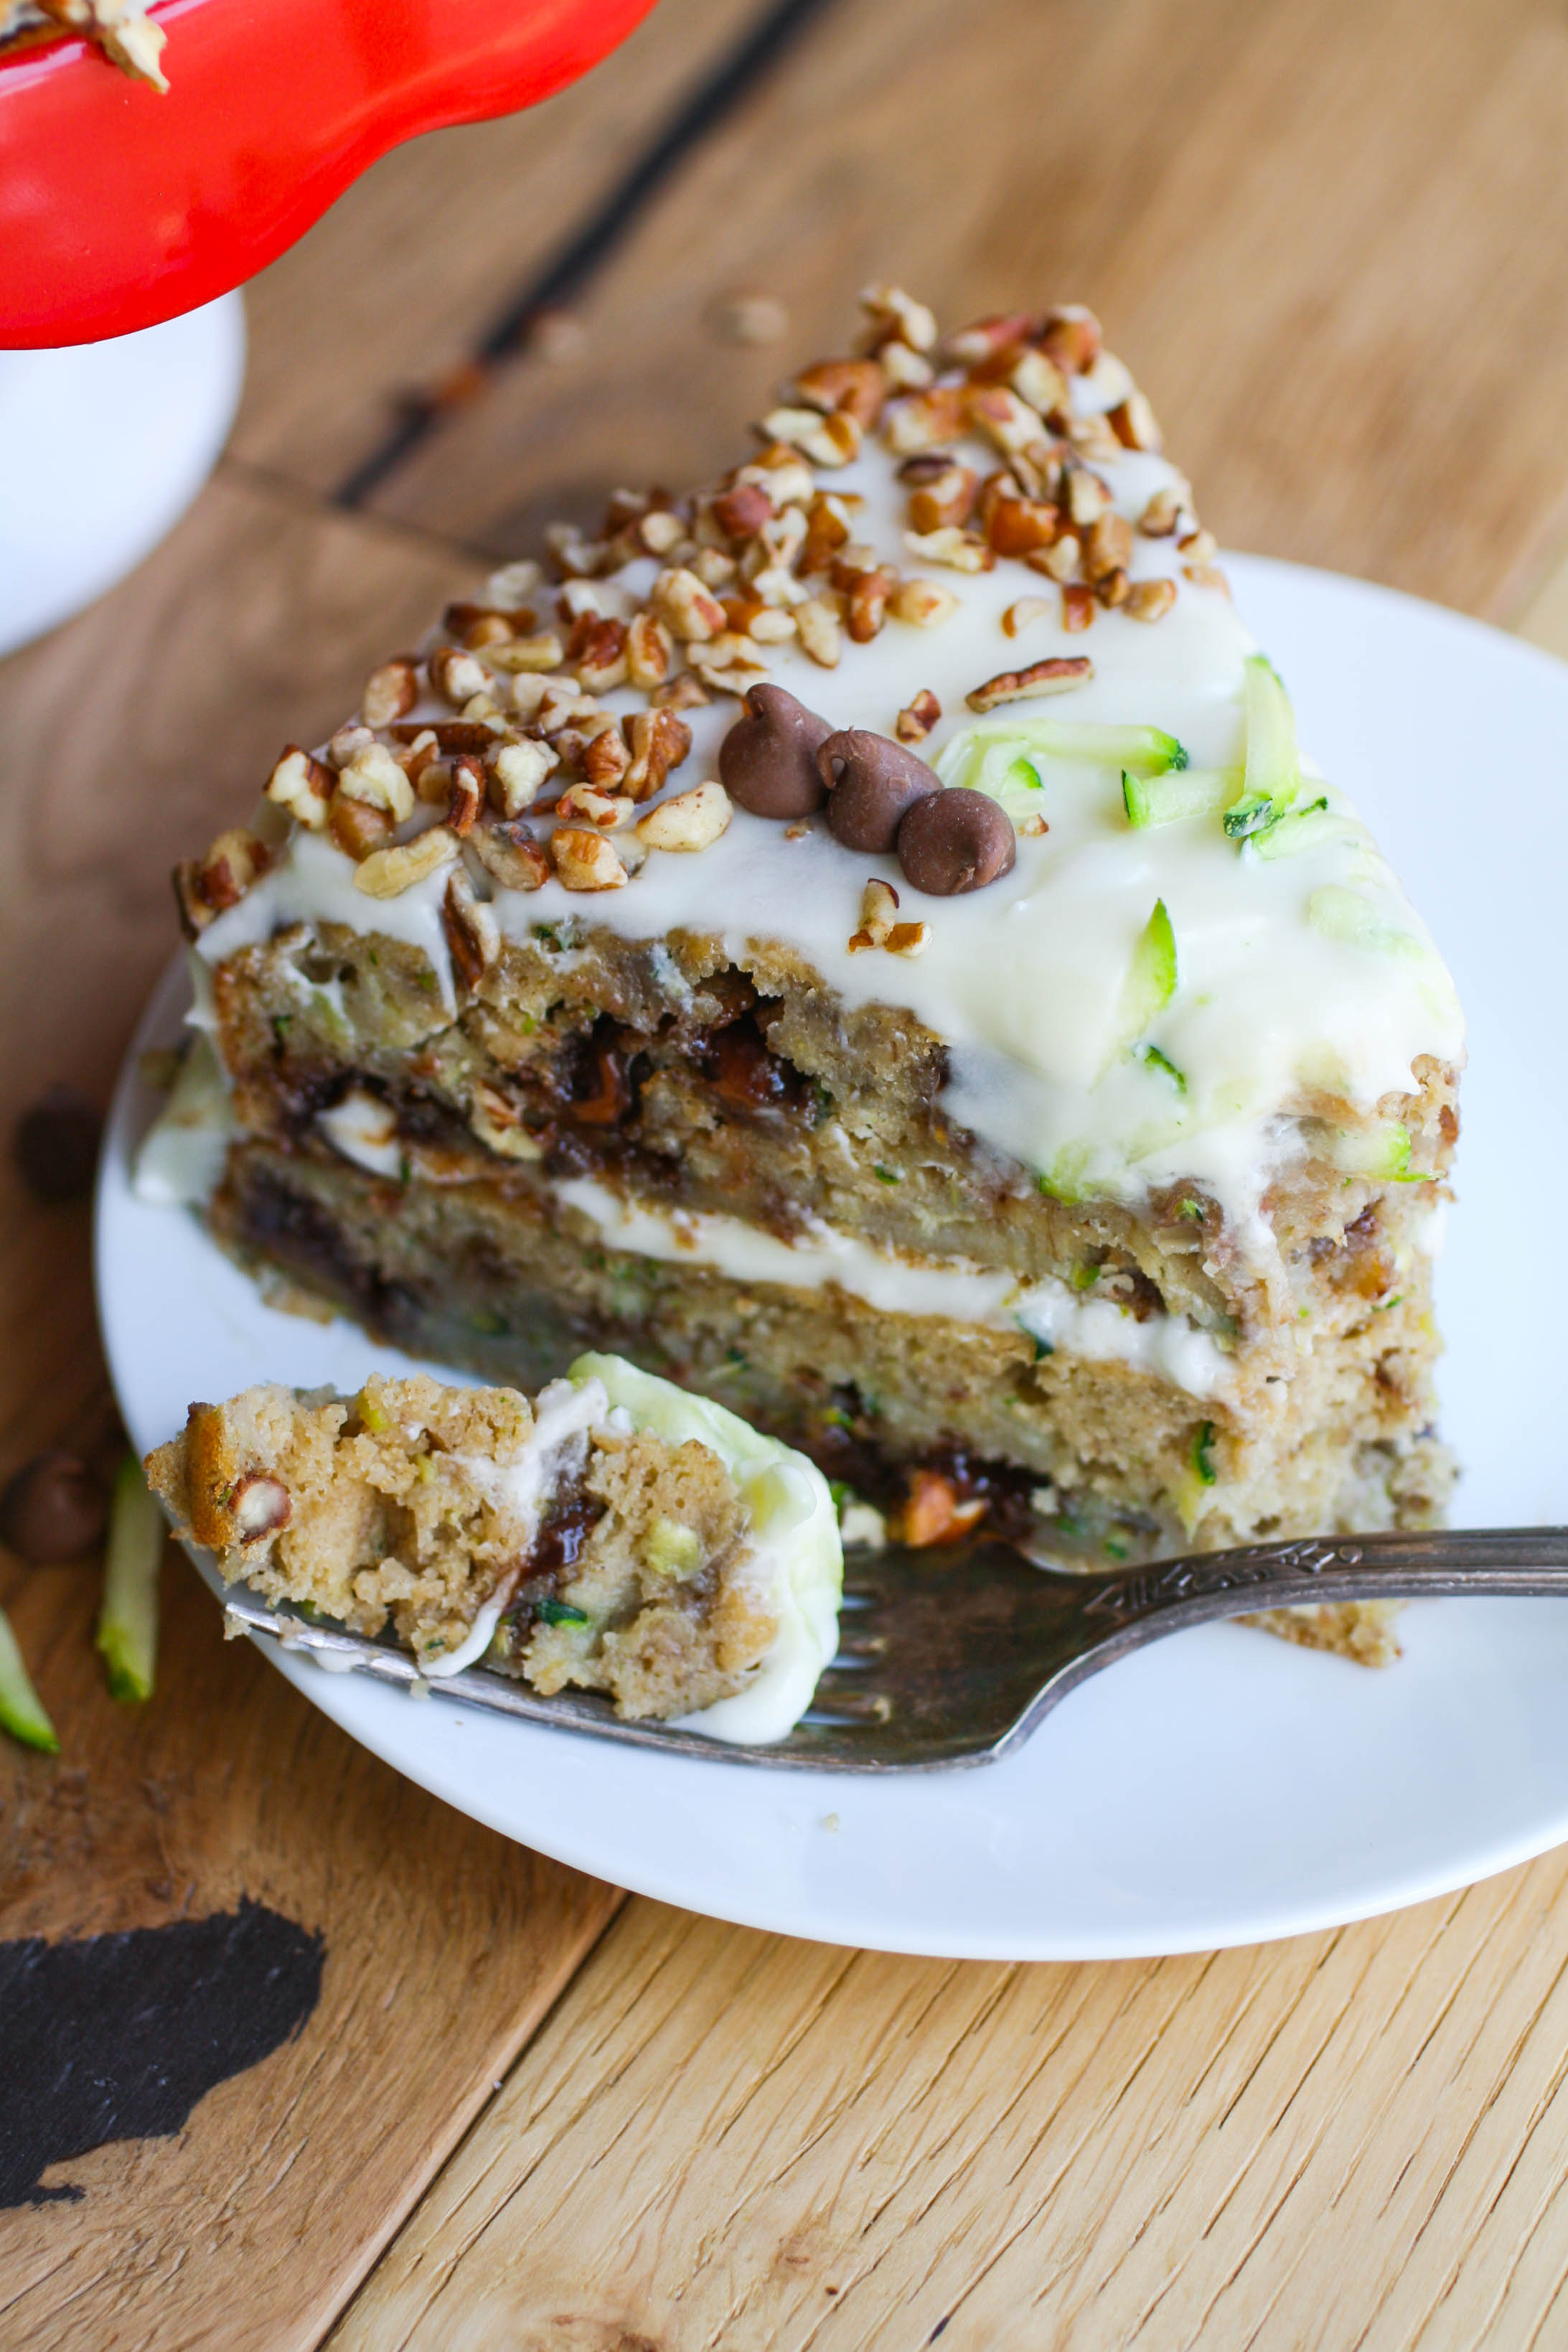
[0,0,658,347]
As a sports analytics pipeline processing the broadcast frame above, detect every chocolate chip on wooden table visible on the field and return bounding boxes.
[14,1085,102,1204]
[0,1449,108,1562]
[718,684,833,817]
[817,729,940,853]
[898,788,1017,894]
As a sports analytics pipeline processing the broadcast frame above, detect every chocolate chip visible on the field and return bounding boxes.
[0,1450,108,1562]
[898,789,1017,895]
[14,1086,102,1204]
[718,685,833,818]
[817,731,940,853]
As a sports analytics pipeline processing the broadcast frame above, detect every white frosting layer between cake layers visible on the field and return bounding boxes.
[194,366,1464,1233]
[555,1176,1234,1400]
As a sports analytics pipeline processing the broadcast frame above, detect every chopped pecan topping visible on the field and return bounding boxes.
[1125,578,1178,623]
[328,792,395,863]
[469,820,550,893]
[1038,304,1102,375]
[1138,487,1183,538]
[711,482,773,540]
[172,828,272,935]
[1083,511,1133,584]
[882,386,967,455]
[1109,391,1162,452]
[1061,582,1096,632]
[794,357,886,426]
[338,741,415,823]
[442,866,500,989]
[1002,597,1053,638]
[489,738,558,817]
[353,827,460,899]
[759,405,860,467]
[361,658,418,728]
[895,688,941,743]
[446,754,484,836]
[859,284,938,354]
[794,597,845,668]
[626,611,675,689]
[650,567,727,644]
[429,645,491,706]
[624,708,693,802]
[987,497,1060,556]
[966,656,1094,713]
[550,826,629,891]
[266,745,332,830]
[845,565,896,643]
[635,780,733,853]
[889,577,958,627]
[903,526,994,573]
[906,461,979,534]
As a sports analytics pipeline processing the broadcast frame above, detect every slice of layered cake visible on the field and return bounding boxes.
[148,289,1464,1661]
[146,1354,842,1740]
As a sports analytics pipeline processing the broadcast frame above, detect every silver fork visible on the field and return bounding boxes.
[204,1529,1568,1772]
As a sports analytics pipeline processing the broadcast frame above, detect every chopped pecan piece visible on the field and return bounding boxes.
[442,867,501,990]
[1083,511,1133,584]
[882,386,967,455]
[361,657,418,728]
[634,781,733,853]
[489,738,558,817]
[626,611,675,689]
[895,689,941,744]
[903,526,993,573]
[845,566,896,644]
[623,708,693,802]
[551,825,630,891]
[446,754,484,836]
[794,597,844,668]
[966,656,1094,713]
[353,827,459,899]
[711,482,774,541]
[987,497,1061,556]
[1038,304,1102,374]
[1138,487,1183,538]
[1002,597,1053,638]
[650,567,727,644]
[429,645,491,706]
[469,820,550,893]
[794,357,886,426]
[328,792,395,863]
[1061,582,1096,632]
[906,462,979,534]
[889,577,958,627]
[859,284,938,353]
[1109,391,1162,452]
[1125,578,1178,623]
[266,745,332,830]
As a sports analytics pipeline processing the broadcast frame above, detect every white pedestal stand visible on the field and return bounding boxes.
[0,292,246,660]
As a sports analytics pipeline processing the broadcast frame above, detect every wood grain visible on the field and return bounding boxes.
[327,1860,1568,2351]
[227,0,768,497]
[0,1554,619,2352]
[362,0,1568,622]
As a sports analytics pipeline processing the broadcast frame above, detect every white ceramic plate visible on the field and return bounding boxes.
[97,556,1568,1960]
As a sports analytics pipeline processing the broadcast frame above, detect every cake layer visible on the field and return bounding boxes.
[210,1138,1453,1562]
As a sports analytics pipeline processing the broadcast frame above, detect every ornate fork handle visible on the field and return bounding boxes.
[1079,1527,1568,1630]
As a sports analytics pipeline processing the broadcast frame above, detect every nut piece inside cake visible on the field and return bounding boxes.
[144,286,1466,1667]
[144,1354,843,1738]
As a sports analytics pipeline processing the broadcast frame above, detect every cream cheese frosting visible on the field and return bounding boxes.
[190,312,1464,1240]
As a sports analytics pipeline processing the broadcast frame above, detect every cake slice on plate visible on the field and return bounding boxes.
[148,289,1464,1666]
[146,1353,842,1739]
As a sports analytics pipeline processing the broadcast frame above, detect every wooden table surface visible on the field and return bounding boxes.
[7,1,1568,2342]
